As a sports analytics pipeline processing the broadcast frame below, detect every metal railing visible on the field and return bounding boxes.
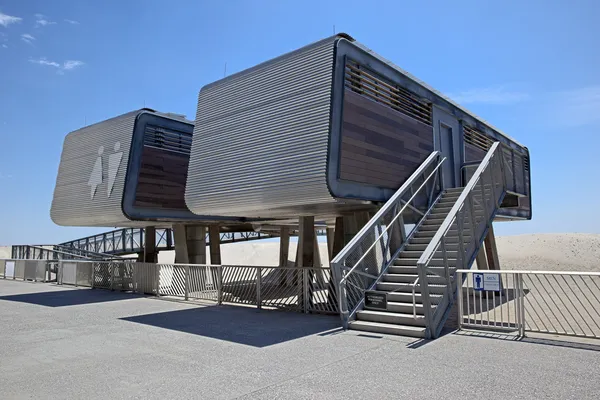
[13,228,329,259]
[457,270,600,339]
[0,259,57,282]
[52,261,338,315]
[332,151,446,328]
[416,142,507,339]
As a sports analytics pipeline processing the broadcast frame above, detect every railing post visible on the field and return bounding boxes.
[339,280,349,328]
[217,266,223,305]
[184,265,189,301]
[518,273,526,337]
[256,267,262,309]
[417,263,434,338]
[74,263,78,287]
[91,263,95,289]
[441,238,451,300]
[110,263,115,291]
[457,271,463,330]
[58,260,62,285]
[155,263,160,296]
[303,268,309,314]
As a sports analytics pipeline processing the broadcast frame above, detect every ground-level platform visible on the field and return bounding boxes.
[0,280,598,399]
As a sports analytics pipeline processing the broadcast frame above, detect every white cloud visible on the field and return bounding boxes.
[1,44,7,49]
[30,57,60,67]
[29,57,85,72]
[448,85,530,105]
[0,11,22,27]
[21,33,35,44]
[63,60,84,70]
[0,172,13,180]
[64,19,80,25]
[35,13,56,27]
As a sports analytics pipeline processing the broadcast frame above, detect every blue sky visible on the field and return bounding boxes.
[0,0,599,245]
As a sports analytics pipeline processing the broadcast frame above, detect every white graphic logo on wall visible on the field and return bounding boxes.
[88,142,123,200]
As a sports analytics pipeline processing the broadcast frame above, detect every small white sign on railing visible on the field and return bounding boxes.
[473,272,501,291]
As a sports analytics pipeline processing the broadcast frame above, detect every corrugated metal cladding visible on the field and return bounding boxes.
[186,36,339,217]
[50,111,138,226]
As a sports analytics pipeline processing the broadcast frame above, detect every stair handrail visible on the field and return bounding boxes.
[331,151,447,328]
[415,142,507,338]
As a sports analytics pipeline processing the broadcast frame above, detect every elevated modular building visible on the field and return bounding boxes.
[185,34,531,222]
[50,109,248,228]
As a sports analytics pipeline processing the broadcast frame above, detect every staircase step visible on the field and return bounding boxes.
[357,310,427,326]
[405,243,459,252]
[348,320,426,338]
[387,291,443,304]
[393,258,457,267]
[382,273,448,285]
[364,300,430,314]
[399,250,458,259]
[414,230,471,240]
[445,187,465,193]
[376,281,447,293]
[388,265,457,275]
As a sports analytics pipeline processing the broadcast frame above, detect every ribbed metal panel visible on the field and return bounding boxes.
[186,37,339,217]
[50,111,138,226]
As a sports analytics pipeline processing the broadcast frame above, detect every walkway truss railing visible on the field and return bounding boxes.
[417,142,507,338]
[16,260,337,315]
[331,151,447,328]
[457,270,600,339]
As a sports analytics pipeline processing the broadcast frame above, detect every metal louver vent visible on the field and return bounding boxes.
[143,124,192,155]
[463,125,493,152]
[345,59,432,126]
[523,155,530,171]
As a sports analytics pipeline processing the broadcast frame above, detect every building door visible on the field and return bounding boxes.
[433,107,461,188]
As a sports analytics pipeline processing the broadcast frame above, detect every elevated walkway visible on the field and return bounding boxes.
[12,227,327,259]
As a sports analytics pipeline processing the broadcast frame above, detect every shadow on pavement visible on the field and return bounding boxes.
[121,305,340,348]
[0,288,139,307]
[453,329,600,352]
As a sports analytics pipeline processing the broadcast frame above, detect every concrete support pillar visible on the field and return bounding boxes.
[342,214,358,247]
[143,226,157,263]
[484,224,500,270]
[173,224,207,264]
[332,217,345,259]
[326,227,335,260]
[187,225,207,265]
[279,226,290,268]
[475,246,489,270]
[354,211,378,276]
[298,216,315,268]
[208,226,221,265]
[279,226,291,286]
[173,224,188,264]
[298,216,315,310]
[388,213,406,257]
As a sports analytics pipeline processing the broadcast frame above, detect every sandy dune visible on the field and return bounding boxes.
[154,233,600,272]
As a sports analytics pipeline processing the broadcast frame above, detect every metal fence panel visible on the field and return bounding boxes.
[458,270,600,339]
[61,262,78,285]
[14,261,25,280]
[522,273,600,338]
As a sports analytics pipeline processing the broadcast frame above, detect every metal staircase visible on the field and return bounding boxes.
[332,142,507,339]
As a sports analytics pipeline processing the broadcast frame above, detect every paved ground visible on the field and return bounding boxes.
[1,280,599,400]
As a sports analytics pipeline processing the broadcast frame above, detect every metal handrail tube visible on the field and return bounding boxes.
[412,277,420,319]
[455,269,600,277]
[417,142,502,267]
[339,157,446,284]
[331,151,442,266]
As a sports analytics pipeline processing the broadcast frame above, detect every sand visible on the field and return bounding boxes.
[154,233,600,272]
